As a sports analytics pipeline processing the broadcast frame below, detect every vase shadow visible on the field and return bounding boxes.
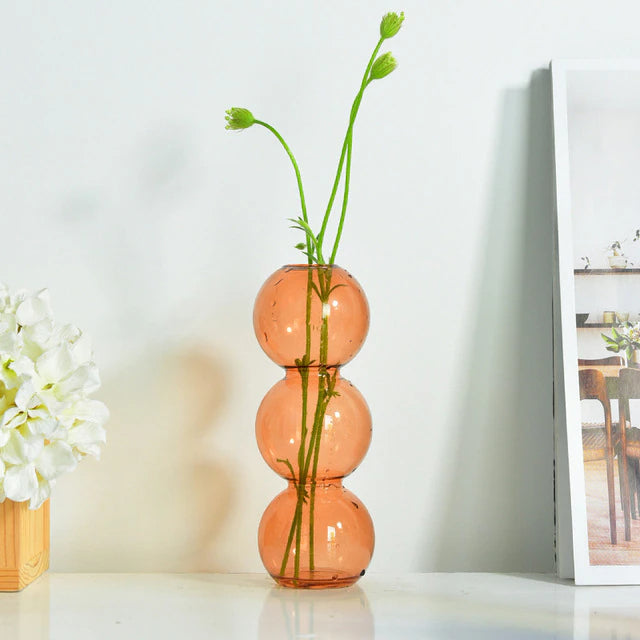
[50,343,234,572]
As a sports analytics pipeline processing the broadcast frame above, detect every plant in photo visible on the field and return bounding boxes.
[0,285,108,509]
[606,239,633,269]
[225,11,404,580]
[580,256,591,270]
[602,321,640,363]
[608,240,624,256]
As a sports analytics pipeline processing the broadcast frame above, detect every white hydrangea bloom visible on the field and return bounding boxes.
[0,285,108,509]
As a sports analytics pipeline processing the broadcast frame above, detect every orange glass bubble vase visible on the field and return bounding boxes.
[254,264,374,589]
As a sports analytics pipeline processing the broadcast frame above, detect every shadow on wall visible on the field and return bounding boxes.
[52,344,235,572]
[429,70,555,571]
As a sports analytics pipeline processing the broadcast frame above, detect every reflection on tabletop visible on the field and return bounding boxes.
[258,585,374,640]
[2,574,640,639]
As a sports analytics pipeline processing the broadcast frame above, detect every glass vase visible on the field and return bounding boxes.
[254,264,374,588]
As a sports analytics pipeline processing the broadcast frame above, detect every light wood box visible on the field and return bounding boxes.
[0,499,49,591]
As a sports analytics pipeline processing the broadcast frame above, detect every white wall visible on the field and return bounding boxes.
[570,105,640,325]
[570,110,640,271]
[4,0,640,574]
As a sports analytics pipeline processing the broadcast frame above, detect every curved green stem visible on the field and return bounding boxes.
[254,120,309,225]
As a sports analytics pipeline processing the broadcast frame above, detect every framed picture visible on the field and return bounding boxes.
[553,59,640,584]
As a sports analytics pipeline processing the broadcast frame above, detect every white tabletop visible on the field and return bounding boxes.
[2,572,640,639]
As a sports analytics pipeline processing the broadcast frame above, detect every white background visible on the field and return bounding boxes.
[4,0,640,573]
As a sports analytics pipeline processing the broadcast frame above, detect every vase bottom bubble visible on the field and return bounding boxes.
[258,484,375,590]
[270,568,363,590]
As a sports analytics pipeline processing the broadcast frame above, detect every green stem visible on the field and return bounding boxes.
[308,268,333,569]
[279,490,303,575]
[302,370,330,478]
[316,38,383,258]
[279,265,315,578]
[297,367,310,492]
[309,347,330,569]
[254,120,309,225]
[254,119,315,264]
[329,132,352,264]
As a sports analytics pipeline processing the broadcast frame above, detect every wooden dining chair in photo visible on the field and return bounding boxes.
[617,367,640,541]
[578,354,626,502]
[579,367,619,544]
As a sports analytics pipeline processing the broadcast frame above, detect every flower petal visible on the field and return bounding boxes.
[51,323,80,346]
[0,330,18,356]
[70,333,93,367]
[9,355,37,379]
[28,476,51,510]
[56,363,101,397]
[26,408,51,420]
[2,406,26,429]
[0,366,19,390]
[68,421,107,447]
[26,416,59,438]
[36,441,77,480]
[3,463,38,502]
[62,399,109,426]
[36,344,75,385]
[14,380,37,411]
[2,430,43,464]
[20,319,54,360]
[37,389,68,415]
[15,290,52,327]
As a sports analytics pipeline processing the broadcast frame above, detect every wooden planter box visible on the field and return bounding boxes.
[0,499,49,591]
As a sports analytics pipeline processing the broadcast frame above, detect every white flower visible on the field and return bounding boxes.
[0,284,107,509]
[15,289,53,327]
[2,435,77,509]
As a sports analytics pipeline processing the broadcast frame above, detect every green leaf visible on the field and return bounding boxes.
[276,458,298,487]
[288,217,316,241]
[328,284,346,294]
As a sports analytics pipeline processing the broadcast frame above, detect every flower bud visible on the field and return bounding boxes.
[225,107,256,130]
[380,12,404,39]
[370,52,397,80]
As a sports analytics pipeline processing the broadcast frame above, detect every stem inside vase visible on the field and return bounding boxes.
[279,265,334,580]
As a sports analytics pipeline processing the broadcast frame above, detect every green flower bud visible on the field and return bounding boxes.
[380,11,404,39]
[294,242,306,250]
[370,52,397,80]
[225,107,255,130]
